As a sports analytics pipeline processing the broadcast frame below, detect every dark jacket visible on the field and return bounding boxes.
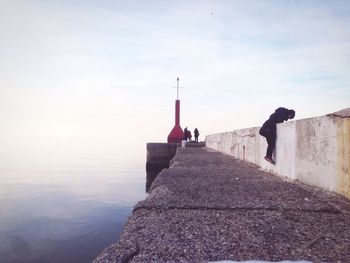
[183,128,188,140]
[194,128,199,137]
[259,107,290,137]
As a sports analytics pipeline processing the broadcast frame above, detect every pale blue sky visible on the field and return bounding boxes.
[1,0,350,168]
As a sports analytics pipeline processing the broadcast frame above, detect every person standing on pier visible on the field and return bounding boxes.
[194,128,200,142]
[188,130,192,142]
[183,127,188,142]
[259,107,295,164]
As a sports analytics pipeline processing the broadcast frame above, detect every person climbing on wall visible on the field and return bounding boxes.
[194,128,200,142]
[259,107,295,164]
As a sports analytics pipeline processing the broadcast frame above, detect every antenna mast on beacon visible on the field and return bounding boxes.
[167,77,184,143]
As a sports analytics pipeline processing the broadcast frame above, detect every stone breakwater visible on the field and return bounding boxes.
[94,147,350,263]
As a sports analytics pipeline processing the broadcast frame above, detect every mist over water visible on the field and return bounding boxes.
[0,139,147,263]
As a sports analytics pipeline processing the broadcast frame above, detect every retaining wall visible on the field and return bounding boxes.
[146,143,179,192]
[205,113,350,199]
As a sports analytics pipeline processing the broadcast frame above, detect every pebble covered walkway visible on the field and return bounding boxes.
[94,147,350,263]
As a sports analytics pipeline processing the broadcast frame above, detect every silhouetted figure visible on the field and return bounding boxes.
[183,127,188,142]
[194,128,200,142]
[188,130,192,142]
[259,107,295,164]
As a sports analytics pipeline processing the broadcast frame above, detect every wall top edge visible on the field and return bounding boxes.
[206,110,350,137]
[327,107,350,118]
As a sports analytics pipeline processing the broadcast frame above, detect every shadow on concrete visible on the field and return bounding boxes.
[145,161,170,192]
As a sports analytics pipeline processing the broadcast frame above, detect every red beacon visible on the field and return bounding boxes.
[167,77,184,143]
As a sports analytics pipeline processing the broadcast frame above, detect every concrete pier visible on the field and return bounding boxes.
[146,142,205,191]
[206,109,350,199]
[146,143,179,192]
[94,147,350,262]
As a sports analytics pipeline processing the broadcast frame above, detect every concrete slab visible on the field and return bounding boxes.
[94,147,350,263]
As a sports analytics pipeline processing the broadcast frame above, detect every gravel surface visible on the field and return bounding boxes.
[94,147,350,263]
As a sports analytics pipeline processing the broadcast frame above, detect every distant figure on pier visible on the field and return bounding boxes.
[188,130,192,141]
[259,107,295,165]
[194,128,200,142]
[183,127,188,142]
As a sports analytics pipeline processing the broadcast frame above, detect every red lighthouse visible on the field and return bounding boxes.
[167,77,184,143]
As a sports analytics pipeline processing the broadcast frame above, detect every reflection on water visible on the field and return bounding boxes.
[0,158,146,263]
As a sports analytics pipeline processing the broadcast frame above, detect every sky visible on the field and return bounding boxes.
[1,0,350,169]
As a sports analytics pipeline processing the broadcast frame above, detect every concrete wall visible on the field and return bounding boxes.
[146,143,180,192]
[146,143,179,164]
[206,114,350,199]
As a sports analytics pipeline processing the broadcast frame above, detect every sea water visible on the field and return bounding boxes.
[0,151,146,263]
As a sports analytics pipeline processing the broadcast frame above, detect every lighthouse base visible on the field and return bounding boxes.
[167,124,183,143]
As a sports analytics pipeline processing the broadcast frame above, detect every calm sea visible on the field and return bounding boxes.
[0,150,146,263]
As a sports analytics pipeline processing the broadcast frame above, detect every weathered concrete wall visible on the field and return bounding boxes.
[146,143,179,163]
[146,143,179,192]
[206,112,350,199]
